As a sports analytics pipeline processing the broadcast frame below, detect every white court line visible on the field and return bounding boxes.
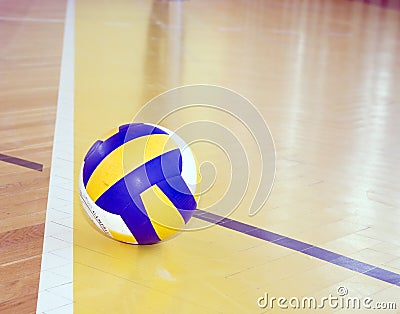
[0,16,64,23]
[36,0,74,313]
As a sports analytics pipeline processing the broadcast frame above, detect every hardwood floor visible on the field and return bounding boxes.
[1,0,400,312]
[72,0,400,312]
[0,0,66,312]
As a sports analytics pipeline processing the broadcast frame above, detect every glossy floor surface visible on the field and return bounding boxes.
[1,0,400,313]
[73,0,400,313]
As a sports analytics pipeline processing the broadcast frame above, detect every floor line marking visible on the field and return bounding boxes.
[0,254,41,267]
[0,153,43,171]
[0,16,64,23]
[193,209,400,287]
[36,0,74,313]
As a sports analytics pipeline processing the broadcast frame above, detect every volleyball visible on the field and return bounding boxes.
[79,123,199,245]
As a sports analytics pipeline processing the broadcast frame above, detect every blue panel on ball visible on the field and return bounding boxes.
[94,174,132,215]
[157,176,197,223]
[95,149,182,213]
[145,149,182,184]
[83,123,167,186]
[120,195,161,245]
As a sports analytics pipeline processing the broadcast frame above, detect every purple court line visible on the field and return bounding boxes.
[0,153,43,172]
[193,210,400,287]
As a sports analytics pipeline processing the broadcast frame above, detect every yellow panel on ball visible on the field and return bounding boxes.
[141,184,186,241]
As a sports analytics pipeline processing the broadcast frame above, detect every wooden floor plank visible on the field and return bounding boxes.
[0,293,38,314]
[0,255,42,283]
[0,224,44,251]
[0,238,44,266]
[0,0,66,311]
